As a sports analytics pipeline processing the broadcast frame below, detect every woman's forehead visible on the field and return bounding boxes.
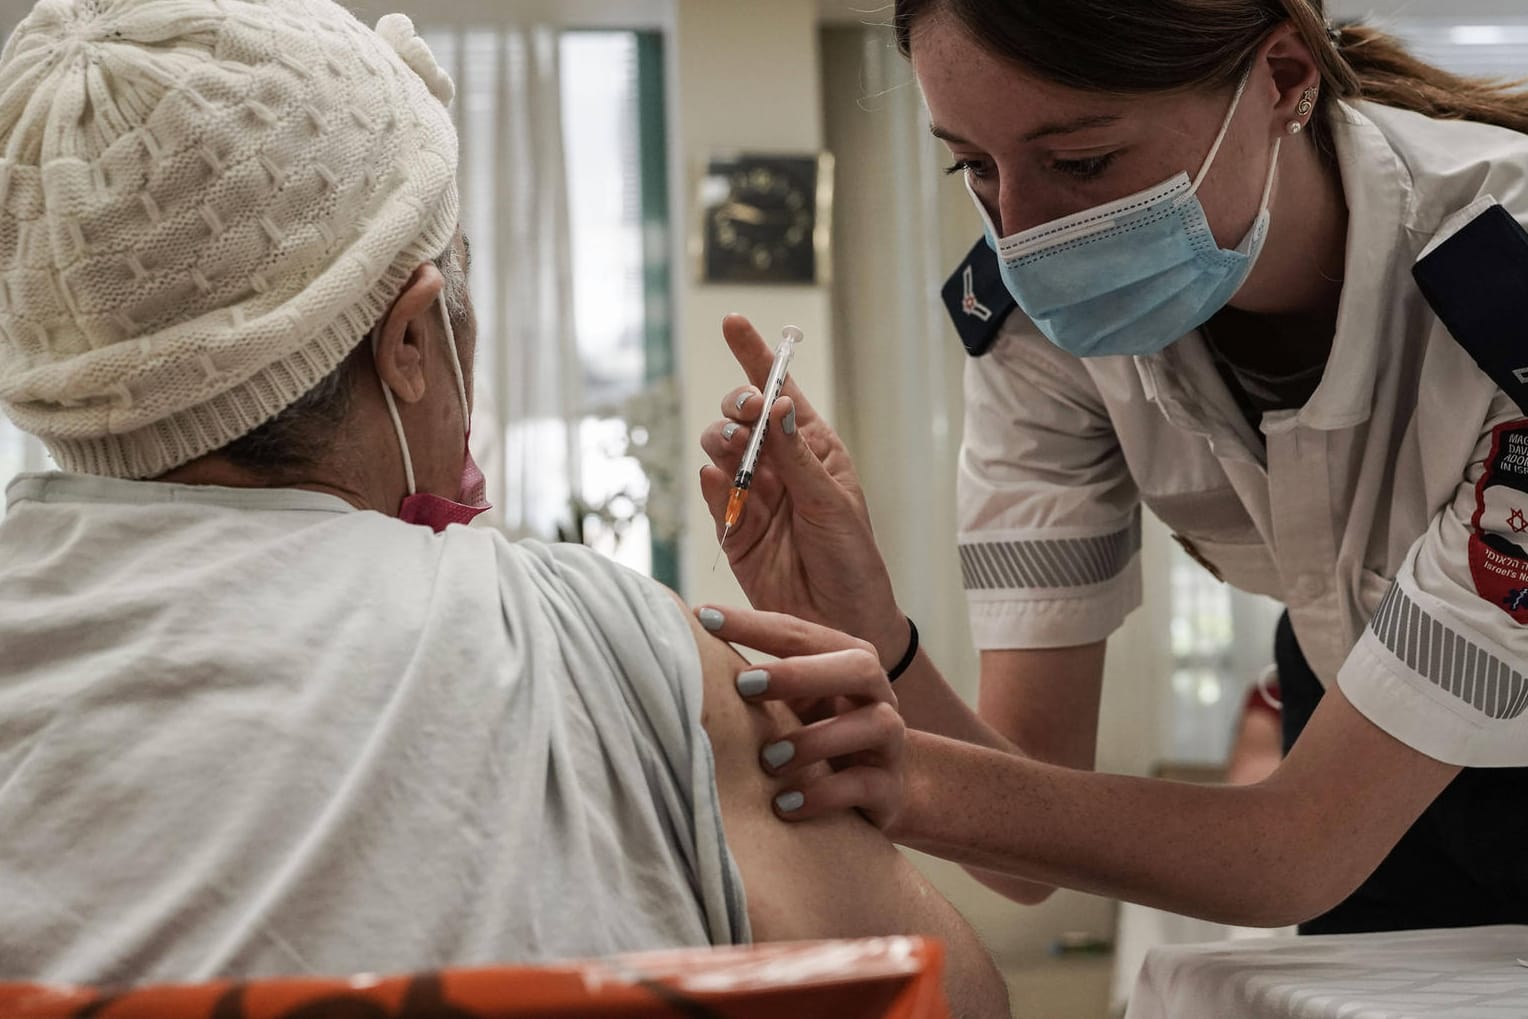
[913,20,1225,150]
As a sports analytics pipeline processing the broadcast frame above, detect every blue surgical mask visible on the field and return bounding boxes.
[968,73,1282,358]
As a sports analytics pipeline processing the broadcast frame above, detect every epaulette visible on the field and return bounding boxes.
[1414,200,1528,415]
[941,237,1017,357]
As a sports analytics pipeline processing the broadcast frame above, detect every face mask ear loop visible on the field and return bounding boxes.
[1257,136,1282,215]
[1189,68,1253,197]
[437,292,471,433]
[373,328,419,497]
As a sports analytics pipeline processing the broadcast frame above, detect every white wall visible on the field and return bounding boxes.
[668,0,838,608]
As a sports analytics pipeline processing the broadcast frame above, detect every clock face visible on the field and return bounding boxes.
[701,155,823,285]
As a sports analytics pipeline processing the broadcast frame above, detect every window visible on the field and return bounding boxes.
[561,31,676,586]
[1165,550,1282,762]
[429,25,675,586]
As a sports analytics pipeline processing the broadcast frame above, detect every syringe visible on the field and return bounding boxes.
[714,325,803,569]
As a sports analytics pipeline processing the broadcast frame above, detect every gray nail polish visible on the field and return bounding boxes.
[782,406,797,436]
[698,608,725,631]
[735,391,752,411]
[736,669,769,696]
[775,791,805,813]
[762,741,796,769]
[722,422,741,441]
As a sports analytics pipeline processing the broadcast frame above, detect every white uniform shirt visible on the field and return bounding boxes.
[0,473,748,983]
[958,101,1528,767]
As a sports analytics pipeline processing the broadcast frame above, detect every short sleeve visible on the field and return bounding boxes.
[1339,396,1528,765]
[958,316,1142,650]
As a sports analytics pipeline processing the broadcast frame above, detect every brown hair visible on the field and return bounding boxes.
[221,243,470,476]
[893,0,1528,155]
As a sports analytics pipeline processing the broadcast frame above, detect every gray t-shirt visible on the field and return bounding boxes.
[0,473,749,984]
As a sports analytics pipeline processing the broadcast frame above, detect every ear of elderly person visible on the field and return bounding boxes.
[0,3,1006,1013]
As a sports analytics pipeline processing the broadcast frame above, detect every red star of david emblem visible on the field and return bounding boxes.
[1510,508,1528,534]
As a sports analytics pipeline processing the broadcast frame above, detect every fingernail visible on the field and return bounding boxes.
[775,791,805,813]
[736,669,769,696]
[735,391,752,411]
[782,406,797,436]
[698,608,725,631]
[722,422,741,441]
[762,741,796,769]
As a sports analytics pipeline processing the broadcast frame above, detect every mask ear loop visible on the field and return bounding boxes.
[374,290,467,499]
[1256,135,1282,216]
[375,328,419,497]
[1188,68,1253,198]
[437,292,471,432]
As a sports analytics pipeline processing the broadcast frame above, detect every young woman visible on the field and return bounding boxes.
[696,0,1528,932]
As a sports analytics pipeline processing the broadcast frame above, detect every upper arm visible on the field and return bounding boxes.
[977,642,1106,769]
[965,643,1105,905]
[671,598,1008,1019]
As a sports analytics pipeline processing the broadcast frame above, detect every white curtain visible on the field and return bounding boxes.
[426,23,583,541]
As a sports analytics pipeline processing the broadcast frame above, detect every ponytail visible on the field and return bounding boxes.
[1330,21,1528,135]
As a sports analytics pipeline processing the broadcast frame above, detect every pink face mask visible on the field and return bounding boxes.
[377,294,493,532]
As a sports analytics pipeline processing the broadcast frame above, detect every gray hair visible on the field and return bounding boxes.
[220,242,470,475]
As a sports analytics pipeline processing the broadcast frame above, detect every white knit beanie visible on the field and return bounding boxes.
[0,0,460,479]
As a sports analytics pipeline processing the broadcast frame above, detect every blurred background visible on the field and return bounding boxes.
[1,0,1524,1014]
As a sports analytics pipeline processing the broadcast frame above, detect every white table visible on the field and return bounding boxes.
[1125,925,1528,1019]
[1109,901,1293,1013]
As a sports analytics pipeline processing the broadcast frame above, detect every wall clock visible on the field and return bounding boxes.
[698,152,833,285]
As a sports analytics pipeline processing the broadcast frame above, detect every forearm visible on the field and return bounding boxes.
[897,731,1352,928]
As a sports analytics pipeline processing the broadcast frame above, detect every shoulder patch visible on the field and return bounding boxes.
[1413,201,1528,416]
[1468,419,1528,622]
[941,238,1018,358]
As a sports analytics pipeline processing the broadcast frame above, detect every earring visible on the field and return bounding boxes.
[1296,86,1319,118]
[1286,120,1304,135]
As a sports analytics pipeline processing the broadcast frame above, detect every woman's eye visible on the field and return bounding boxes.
[1050,153,1117,180]
[943,159,991,179]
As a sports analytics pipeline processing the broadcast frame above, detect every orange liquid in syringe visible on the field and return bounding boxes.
[724,486,750,529]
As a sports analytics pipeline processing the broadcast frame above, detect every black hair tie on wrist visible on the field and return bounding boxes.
[886,617,919,683]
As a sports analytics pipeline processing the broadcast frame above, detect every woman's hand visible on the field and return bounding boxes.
[700,314,907,664]
[698,604,905,830]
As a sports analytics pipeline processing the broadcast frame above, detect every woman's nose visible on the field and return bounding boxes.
[997,175,1070,238]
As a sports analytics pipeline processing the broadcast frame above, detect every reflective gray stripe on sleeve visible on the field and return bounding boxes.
[960,513,1141,591]
[1370,583,1528,720]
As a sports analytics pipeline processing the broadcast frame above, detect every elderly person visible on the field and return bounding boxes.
[0,2,1006,1014]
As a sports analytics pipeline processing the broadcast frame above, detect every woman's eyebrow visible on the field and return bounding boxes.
[929,113,1122,147]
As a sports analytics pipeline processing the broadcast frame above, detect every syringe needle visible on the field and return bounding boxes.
[712,523,732,572]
